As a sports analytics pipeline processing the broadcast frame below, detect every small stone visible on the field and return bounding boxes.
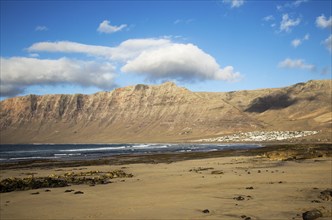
[258,170,261,173]
[302,209,322,220]
[246,186,254,190]
[31,192,40,195]
[74,191,84,194]
[233,196,245,201]
[45,189,51,192]
[65,189,74,193]
[311,200,321,203]
[202,209,210,214]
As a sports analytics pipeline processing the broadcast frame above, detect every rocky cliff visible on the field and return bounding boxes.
[0,80,331,143]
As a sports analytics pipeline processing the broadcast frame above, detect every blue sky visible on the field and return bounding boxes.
[0,0,331,98]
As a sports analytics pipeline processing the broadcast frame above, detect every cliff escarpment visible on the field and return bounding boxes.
[0,80,331,143]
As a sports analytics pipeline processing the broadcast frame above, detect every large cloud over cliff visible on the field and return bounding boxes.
[1,38,241,97]
[1,57,116,96]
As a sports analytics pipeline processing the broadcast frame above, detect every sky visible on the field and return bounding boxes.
[0,0,331,98]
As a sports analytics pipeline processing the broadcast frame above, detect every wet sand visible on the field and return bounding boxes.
[0,144,331,219]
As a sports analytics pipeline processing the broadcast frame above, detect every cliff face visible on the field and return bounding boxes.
[0,80,331,143]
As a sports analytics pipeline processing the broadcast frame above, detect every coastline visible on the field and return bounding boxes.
[1,143,331,219]
[1,143,330,169]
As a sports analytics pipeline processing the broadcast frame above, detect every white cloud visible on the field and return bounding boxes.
[110,38,172,61]
[35,25,48,31]
[277,0,308,10]
[97,20,127,34]
[28,41,114,57]
[121,43,240,82]
[291,39,301,48]
[322,34,332,52]
[223,0,245,8]
[23,38,242,96]
[28,39,172,61]
[316,14,332,29]
[263,15,274,22]
[291,33,309,48]
[0,57,116,97]
[278,58,315,72]
[280,14,301,32]
[292,0,308,7]
[174,19,194,25]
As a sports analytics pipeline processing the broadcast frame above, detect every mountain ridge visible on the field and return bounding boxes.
[1,80,331,143]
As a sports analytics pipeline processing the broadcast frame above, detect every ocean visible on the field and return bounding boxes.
[0,143,261,162]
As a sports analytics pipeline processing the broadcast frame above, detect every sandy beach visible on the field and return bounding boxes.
[0,144,331,220]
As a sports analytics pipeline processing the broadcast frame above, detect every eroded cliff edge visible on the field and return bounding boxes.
[1,80,331,143]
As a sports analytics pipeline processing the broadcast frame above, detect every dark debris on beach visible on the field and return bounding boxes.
[0,170,133,193]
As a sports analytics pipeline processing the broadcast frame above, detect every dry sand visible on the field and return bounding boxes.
[0,155,331,220]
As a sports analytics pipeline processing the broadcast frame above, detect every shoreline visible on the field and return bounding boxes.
[1,143,331,170]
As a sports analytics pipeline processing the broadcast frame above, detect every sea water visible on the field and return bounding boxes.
[0,143,261,162]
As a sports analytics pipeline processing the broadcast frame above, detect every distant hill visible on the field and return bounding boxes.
[1,80,331,143]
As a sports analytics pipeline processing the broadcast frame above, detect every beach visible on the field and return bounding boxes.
[0,144,331,220]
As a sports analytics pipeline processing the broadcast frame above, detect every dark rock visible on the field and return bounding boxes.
[45,189,51,192]
[65,189,74,193]
[311,200,321,203]
[74,191,84,194]
[233,196,245,201]
[318,189,332,201]
[202,209,210,213]
[302,209,322,220]
[31,192,40,195]
[189,167,214,173]
[211,170,224,175]
[246,187,254,190]
[0,169,133,193]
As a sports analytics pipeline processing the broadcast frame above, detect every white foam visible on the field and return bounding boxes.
[131,144,168,149]
[59,146,126,152]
